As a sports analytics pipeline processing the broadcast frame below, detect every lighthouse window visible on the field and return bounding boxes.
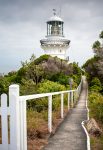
[60,50,62,53]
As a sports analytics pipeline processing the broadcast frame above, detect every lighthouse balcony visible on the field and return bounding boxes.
[40,39,70,46]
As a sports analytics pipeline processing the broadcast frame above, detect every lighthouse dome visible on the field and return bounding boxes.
[47,15,63,22]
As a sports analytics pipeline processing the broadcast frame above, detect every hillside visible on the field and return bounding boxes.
[0,54,82,149]
[0,54,81,96]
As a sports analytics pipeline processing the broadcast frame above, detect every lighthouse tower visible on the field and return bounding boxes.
[40,10,70,60]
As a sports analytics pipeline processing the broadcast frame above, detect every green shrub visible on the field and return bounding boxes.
[37,80,66,93]
[90,77,102,92]
[71,74,80,86]
[91,77,102,87]
[27,80,66,111]
[49,73,69,86]
[20,79,36,95]
[0,77,10,94]
[34,54,50,65]
[90,85,102,92]
[89,92,103,123]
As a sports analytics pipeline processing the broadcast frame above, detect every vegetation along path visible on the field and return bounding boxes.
[43,76,88,150]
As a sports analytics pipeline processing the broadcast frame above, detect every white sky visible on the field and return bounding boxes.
[0,0,103,73]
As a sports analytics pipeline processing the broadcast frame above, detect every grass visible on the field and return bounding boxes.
[90,134,103,150]
[27,107,69,150]
[88,92,103,150]
[27,94,69,150]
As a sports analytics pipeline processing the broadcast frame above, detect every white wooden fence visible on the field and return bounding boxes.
[0,78,82,150]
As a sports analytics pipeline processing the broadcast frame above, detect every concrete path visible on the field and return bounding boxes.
[43,77,88,150]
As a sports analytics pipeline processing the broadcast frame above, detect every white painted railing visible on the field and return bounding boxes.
[0,78,83,150]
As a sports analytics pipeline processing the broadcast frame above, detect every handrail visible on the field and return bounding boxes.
[19,77,83,102]
[19,89,77,101]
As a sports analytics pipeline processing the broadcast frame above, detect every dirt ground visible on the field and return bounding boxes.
[90,122,103,150]
[27,109,68,150]
[0,109,69,150]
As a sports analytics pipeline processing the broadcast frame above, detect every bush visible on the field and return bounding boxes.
[0,77,10,94]
[89,92,103,123]
[49,73,69,86]
[34,55,50,65]
[20,79,36,95]
[90,77,102,92]
[27,80,66,111]
[91,77,102,87]
[37,80,66,93]
[71,74,80,85]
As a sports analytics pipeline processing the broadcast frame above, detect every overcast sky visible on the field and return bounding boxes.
[0,0,103,73]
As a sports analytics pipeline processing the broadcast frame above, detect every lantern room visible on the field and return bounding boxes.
[47,15,64,36]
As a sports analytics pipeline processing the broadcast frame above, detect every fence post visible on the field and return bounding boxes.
[68,92,70,110]
[73,91,75,104]
[19,100,27,150]
[74,91,76,105]
[61,93,64,118]
[71,91,73,107]
[1,94,8,149]
[9,84,20,150]
[48,95,52,133]
[76,90,78,101]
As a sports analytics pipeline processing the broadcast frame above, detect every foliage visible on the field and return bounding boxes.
[99,31,103,39]
[90,85,102,92]
[83,31,103,93]
[90,77,101,87]
[15,67,27,83]
[82,56,99,68]
[42,57,73,78]
[0,54,82,111]
[72,62,82,84]
[71,75,80,86]
[34,54,50,65]
[89,92,103,123]
[49,73,69,86]
[0,77,10,94]
[82,56,103,83]
[72,62,81,76]
[10,55,81,88]
[37,80,66,93]
[26,64,44,85]
[27,80,66,111]
[92,40,101,49]
[90,77,102,92]
[16,54,79,87]
[20,79,36,95]
[92,31,103,58]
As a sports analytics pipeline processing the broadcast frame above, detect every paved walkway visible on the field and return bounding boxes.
[43,77,88,150]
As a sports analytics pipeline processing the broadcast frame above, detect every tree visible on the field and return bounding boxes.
[92,40,101,49]
[20,79,36,95]
[99,31,103,39]
[84,56,103,84]
[0,78,10,94]
[92,31,103,57]
[83,31,103,93]
[26,64,44,85]
[29,54,36,63]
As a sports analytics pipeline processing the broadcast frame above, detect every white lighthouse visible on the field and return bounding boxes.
[40,10,70,60]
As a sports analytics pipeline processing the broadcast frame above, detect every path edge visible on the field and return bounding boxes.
[81,85,91,150]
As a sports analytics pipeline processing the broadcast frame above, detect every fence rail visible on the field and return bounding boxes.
[0,78,83,150]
